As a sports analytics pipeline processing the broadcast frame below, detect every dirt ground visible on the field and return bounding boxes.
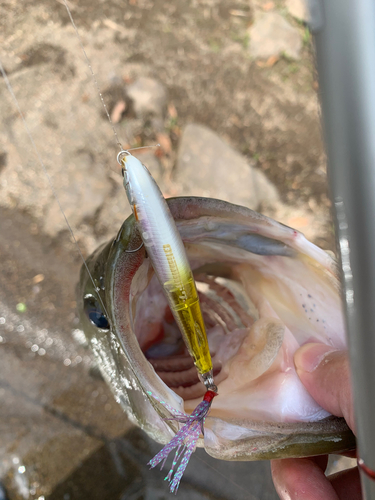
[0,0,333,251]
[0,0,344,498]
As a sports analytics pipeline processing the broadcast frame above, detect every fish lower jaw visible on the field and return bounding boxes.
[82,196,353,459]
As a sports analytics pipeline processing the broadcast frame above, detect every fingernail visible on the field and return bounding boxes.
[294,343,338,373]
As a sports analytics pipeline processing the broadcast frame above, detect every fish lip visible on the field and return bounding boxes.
[204,415,356,460]
[89,196,353,459]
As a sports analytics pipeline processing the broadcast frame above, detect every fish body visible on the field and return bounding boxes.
[78,196,355,460]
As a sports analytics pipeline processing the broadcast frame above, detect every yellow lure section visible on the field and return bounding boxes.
[163,271,212,375]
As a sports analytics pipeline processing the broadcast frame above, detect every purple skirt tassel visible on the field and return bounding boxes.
[147,390,217,494]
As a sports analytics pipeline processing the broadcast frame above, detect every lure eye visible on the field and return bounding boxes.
[83,296,110,330]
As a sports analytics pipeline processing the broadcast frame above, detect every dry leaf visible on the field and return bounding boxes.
[168,102,178,119]
[122,75,133,84]
[32,274,45,284]
[265,55,279,66]
[256,55,279,67]
[229,9,248,17]
[156,132,172,155]
[103,18,128,35]
[111,100,126,124]
[262,1,275,11]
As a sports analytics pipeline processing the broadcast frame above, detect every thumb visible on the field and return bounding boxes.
[294,343,355,432]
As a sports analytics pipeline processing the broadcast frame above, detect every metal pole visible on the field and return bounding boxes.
[311,0,375,497]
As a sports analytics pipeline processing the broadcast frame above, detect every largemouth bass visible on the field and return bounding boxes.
[77,196,355,461]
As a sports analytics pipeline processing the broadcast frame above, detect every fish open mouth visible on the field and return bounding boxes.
[81,197,355,459]
[125,197,346,424]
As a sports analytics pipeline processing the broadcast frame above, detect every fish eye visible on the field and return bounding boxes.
[83,296,110,330]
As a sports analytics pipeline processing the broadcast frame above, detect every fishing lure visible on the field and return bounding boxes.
[55,1,218,490]
[117,150,218,492]
[117,150,214,387]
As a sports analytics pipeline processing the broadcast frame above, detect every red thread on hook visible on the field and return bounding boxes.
[203,390,218,403]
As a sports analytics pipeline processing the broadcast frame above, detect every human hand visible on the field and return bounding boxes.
[271,343,361,500]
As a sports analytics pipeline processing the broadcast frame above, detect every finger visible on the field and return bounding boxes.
[294,344,355,431]
[328,467,362,500]
[271,457,339,500]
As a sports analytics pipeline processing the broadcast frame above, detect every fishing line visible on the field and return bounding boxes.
[0,2,160,326]
[0,55,156,492]
[127,144,160,152]
[63,0,123,152]
[63,0,161,158]
[58,5,265,498]
[2,7,266,499]
[0,59,111,325]
[0,53,155,429]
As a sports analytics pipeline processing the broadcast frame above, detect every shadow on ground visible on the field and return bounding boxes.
[48,427,278,500]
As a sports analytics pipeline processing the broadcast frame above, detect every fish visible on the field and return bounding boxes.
[77,196,355,462]
[0,2,354,496]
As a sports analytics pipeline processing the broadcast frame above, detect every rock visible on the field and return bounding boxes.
[126,77,167,119]
[248,12,302,60]
[175,124,279,211]
[286,0,309,22]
